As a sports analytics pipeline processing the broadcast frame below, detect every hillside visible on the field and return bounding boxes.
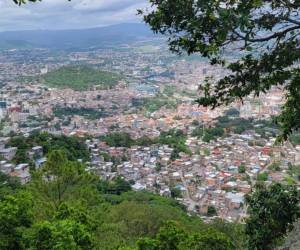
[0,23,159,50]
[0,40,33,50]
[42,65,122,91]
[0,139,246,250]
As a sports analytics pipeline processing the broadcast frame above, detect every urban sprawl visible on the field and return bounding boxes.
[0,43,298,223]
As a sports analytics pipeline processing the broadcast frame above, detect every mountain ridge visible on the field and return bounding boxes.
[0,23,158,50]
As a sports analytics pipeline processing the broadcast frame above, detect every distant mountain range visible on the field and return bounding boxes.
[0,23,159,50]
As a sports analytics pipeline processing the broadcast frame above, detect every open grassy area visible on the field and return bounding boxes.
[42,65,121,91]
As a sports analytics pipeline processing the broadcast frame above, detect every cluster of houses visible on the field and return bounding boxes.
[0,138,46,184]
[85,129,300,221]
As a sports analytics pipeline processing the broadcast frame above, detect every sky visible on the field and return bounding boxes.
[0,0,149,31]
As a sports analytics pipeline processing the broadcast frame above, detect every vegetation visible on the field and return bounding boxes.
[141,0,300,140]
[159,129,192,160]
[97,177,132,196]
[101,132,135,148]
[54,106,108,120]
[257,172,268,182]
[9,2,300,250]
[192,126,224,142]
[0,150,249,250]
[43,65,121,91]
[8,132,89,164]
[238,165,246,174]
[0,148,299,249]
[101,129,191,160]
[289,133,300,146]
[225,108,240,117]
[135,221,234,250]
[245,183,300,250]
[268,162,281,172]
[170,186,182,199]
[132,94,179,113]
[207,205,217,217]
[288,164,300,182]
[0,172,21,199]
[192,115,279,141]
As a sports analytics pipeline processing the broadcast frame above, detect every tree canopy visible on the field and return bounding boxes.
[245,183,300,250]
[0,150,298,250]
[13,0,70,5]
[141,0,300,140]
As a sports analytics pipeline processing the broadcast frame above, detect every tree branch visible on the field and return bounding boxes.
[233,25,300,43]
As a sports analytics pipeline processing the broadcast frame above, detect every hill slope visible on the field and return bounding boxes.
[0,23,158,50]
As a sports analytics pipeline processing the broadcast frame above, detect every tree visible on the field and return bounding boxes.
[185,229,234,250]
[245,183,300,250]
[225,108,240,117]
[141,1,300,140]
[97,176,132,195]
[102,132,134,148]
[29,150,100,214]
[24,219,93,250]
[257,172,268,181]
[13,0,70,5]
[238,165,246,174]
[208,219,247,250]
[170,186,182,199]
[0,191,33,250]
[137,221,186,250]
[207,205,217,217]
[137,221,234,250]
[0,172,21,198]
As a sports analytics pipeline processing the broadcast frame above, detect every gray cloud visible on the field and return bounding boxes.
[0,0,149,31]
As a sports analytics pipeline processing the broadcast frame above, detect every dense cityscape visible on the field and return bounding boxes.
[0,38,298,225]
[1,0,300,249]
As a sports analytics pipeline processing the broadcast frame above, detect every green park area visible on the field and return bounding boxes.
[43,65,121,91]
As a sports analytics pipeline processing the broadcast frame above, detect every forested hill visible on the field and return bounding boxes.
[42,65,122,91]
[0,23,159,50]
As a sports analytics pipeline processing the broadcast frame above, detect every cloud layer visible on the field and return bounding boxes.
[0,0,148,31]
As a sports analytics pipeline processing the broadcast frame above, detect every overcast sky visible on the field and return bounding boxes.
[0,0,149,31]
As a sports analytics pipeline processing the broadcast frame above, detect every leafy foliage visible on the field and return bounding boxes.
[28,150,99,216]
[97,176,132,196]
[207,205,217,217]
[238,165,246,174]
[1,150,299,249]
[136,221,234,250]
[245,183,300,250]
[8,132,90,163]
[0,172,21,198]
[102,129,191,160]
[0,191,33,250]
[141,0,300,140]
[24,219,93,250]
[101,132,135,148]
[257,172,268,182]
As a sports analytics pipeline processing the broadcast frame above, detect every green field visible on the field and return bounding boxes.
[42,65,121,91]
